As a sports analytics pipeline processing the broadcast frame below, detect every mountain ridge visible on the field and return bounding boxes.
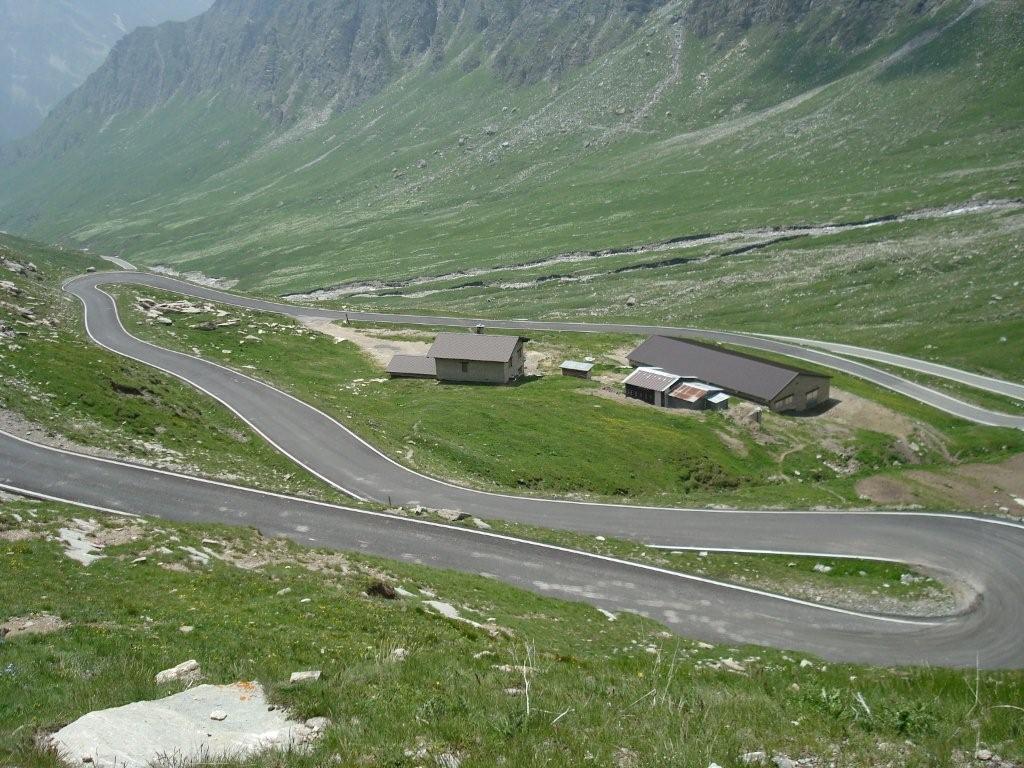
[0,0,1019,306]
[0,0,213,144]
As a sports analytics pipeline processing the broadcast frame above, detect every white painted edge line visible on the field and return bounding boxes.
[79,287,369,503]
[0,466,941,627]
[0,483,140,519]
[646,545,904,564]
[70,279,1024,515]
[71,273,1024,429]
[66,279,1024,527]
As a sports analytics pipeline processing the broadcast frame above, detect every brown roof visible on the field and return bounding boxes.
[629,336,828,403]
[387,355,437,377]
[428,332,523,363]
[669,384,710,403]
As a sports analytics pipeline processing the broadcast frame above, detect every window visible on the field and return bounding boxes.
[806,388,820,404]
[461,361,469,374]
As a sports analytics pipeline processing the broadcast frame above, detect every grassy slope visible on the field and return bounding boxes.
[1,1,1021,377]
[0,234,346,502]
[352,208,1024,383]
[111,285,1024,511]
[0,235,950,612]
[3,500,1021,768]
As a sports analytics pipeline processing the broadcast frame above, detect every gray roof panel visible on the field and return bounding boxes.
[622,367,681,392]
[429,332,523,362]
[387,355,437,377]
[561,360,595,372]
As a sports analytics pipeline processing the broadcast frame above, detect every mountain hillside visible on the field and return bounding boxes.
[0,0,1020,361]
[0,0,213,144]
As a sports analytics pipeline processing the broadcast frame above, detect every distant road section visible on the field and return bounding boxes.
[67,272,1024,429]
[100,256,137,271]
[757,334,1024,402]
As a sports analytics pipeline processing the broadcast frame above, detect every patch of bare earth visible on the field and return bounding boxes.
[299,318,430,366]
[822,388,915,439]
[2,613,68,639]
[856,453,1024,514]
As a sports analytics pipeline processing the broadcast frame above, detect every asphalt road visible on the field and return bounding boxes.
[1,271,1022,667]
[5,429,1024,668]
[67,272,1024,429]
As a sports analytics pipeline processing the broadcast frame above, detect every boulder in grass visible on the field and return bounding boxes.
[155,660,201,686]
[49,682,321,768]
[289,670,321,684]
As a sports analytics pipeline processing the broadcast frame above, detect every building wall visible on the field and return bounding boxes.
[434,340,525,384]
[769,375,831,412]
[562,368,591,379]
[435,358,509,383]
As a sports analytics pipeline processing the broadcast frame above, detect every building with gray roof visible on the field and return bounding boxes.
[628,336,830,412]
[388,331,527,384]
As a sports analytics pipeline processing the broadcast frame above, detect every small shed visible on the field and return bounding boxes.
[560,360,594,379]
[387,355,437,379]
[622,367,680,407]
[667,381,729,411]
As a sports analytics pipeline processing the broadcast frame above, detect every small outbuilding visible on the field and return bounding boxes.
[667,382,730,411]
[560,360,594,379]
[622,367,681,407]
[387,355,437,379]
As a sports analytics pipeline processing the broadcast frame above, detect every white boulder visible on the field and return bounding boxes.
[48,682,321,768]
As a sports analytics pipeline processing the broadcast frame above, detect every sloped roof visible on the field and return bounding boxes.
[669,384,712,403]
[429,332,523,362]
[561,360,594,372]
[622,367,680,393]
[628,336,828,403]
[387,355,436,377]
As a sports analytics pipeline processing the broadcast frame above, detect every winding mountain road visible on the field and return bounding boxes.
[71,272,1024,428]
[2,270,1023,667]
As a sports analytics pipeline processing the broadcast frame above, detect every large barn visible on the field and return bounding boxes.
[627,336,830,413]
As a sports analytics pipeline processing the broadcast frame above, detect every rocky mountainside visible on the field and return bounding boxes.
[44,0,666,132]
[0,0,1019,298]
[0,0,213,144]
[27,0,953,146]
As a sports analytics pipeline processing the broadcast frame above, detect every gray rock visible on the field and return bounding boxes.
[437,754,461,768]
[155,659,201,686]
[741,752,767,765]
[48,682,319,768]
[773,756,796,768]
[305,716,331,732]
[289,670,321,684]
[209,709,227,721]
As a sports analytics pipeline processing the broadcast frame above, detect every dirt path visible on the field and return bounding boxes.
[856,454,1024,515]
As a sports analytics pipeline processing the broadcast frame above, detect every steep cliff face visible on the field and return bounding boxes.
[51,0,670,130]
[0,0,213,144]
